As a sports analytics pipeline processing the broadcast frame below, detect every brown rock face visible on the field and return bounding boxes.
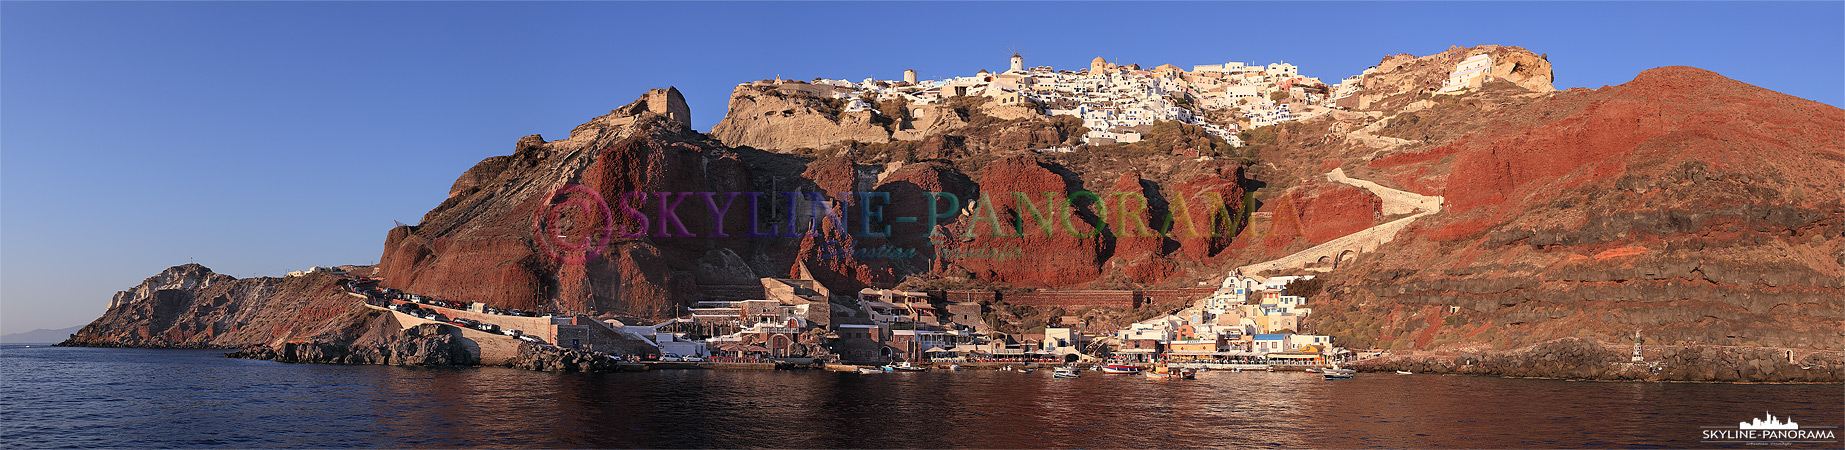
[1357,45,1554,111]
[1105,172,1175,281]
[230,322,482,367]
[872,161,978,275]
[1244,181,1384,254]
[378,88,760,319]
[786,156,890,292]
[709,82,892,150]
[1167,164,1253,262]
[1309,66,1845,352]
[63,264,370,349]
[937,155,1109,288]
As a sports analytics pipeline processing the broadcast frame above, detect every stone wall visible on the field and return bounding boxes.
[1140,288,1221,305]
[1003,290,1139,309]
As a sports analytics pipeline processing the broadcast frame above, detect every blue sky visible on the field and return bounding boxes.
[3,1,1841,335]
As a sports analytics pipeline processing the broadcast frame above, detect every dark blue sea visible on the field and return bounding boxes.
[1,344,1839,448]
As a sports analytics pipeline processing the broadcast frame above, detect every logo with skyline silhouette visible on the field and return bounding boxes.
[1702,412,1838,446]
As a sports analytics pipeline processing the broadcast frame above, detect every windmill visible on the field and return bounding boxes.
[1004,45,1029,72]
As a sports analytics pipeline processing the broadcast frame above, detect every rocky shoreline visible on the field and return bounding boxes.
[224,325,637,372]
[1345,338,1843,383]
[142,334,1845,383]
[224,323,479,366]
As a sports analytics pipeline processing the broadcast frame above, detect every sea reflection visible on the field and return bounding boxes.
[2,347,1839,449]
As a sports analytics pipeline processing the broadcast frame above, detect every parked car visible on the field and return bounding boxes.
[517,335,545,344]
[501,329,522,337]
[660,353,684,362]
[682,355,704,362]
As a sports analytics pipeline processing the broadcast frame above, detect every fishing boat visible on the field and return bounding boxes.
[1322,372,1354,380]
[1144,364,1196,380]
[887,362,930,372]
[1053,367,1081,378]
[1101,364,1142,374]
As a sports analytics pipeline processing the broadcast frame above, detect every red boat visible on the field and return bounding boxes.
[1101,364,1142,374]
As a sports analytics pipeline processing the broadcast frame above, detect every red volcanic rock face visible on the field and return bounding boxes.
[788,156,892,292]
[1106,172,1179,282]
[1231,181,1383,259]
[1439,66,1845,237]
[1293,183,1384,244]
[870,162,978,281]
[938,155,1107,288]
[1313,66,1845,352]
[1168,163,1252,262]
[378,89,762,319]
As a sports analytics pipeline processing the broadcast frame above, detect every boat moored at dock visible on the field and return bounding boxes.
[1101,364,1142,374]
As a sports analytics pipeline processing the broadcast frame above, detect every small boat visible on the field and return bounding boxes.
[1322,372,1354,380]
[1145,364,1196,380]
[1053,367,1080,378]
[1305,368,1320,373]
[1018,368,1035,374]
[1101,364,1142,374]
[1396,370,1413,375]
[857,367,883,374]
[888,363,929,372]
[947,364,962,371]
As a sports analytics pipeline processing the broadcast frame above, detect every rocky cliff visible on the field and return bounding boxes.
[64,47,1842,383]
[63,264,372,349]
[226,322,479,366]
[711,82,1081,157]
[1353,45,1554,111]
[374,85,1256,320]
[1276,66,1844,359]
[376,87,770,319]
[710,82,894,150]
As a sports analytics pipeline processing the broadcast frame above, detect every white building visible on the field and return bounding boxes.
[1437,54,1494,94]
